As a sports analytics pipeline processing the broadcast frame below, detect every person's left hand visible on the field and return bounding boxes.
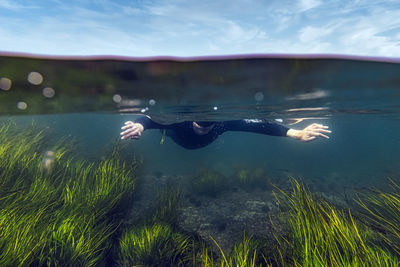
[286,123,331,142]
[120,121,144,140]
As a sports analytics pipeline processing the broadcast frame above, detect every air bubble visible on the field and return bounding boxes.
[0,77,12,90]
[254,92,264,102]
[42,150,55,172]
[42,87,55,98]
[27,72,43,85]
[113,94,122,103]
[17,101,28,110]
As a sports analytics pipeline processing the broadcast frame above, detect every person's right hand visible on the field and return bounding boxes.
[286,123,331,142]
[120,121,144,140]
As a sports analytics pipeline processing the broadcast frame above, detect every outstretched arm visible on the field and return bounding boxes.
[221,119,290,136]
[286,123,331,142]
[221,119,330,142]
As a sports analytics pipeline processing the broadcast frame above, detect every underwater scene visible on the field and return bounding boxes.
[1,54,400,266]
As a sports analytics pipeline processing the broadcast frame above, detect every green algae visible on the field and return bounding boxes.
[234,167,270,191]
[192,170,228,197]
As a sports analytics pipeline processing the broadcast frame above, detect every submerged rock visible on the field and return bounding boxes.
[178,190,278,251]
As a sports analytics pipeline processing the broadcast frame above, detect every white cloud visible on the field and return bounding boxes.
[298,26,333,43]
[0,0,28,10]
[217,21,266,44]
[332,8,400,56]
[298,0,321,12]
[0,0,400,57]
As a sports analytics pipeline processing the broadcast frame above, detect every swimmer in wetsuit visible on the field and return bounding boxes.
[120,116,331,149]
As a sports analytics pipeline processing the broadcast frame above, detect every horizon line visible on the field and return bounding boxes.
[1,51,400,64]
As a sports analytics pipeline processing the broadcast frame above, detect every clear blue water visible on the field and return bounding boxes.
[1,54,399,192]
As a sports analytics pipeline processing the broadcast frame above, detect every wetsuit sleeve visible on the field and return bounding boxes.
[134,116,166,130]
[221,119,289,136]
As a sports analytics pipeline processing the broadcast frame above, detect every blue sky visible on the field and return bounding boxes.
[0,0,400,57]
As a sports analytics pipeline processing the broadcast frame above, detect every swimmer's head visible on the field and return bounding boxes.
[196,121,214,127]
[193,121,215,135]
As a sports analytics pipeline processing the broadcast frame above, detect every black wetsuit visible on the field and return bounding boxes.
[135,116,289,150]
[135,116,289,149]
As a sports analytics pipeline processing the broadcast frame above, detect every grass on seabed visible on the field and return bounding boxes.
[272,179,400,266]
[117,187,197,266]
[357,179,400,257]
[0,122,139,266]
[3,122,400,266]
